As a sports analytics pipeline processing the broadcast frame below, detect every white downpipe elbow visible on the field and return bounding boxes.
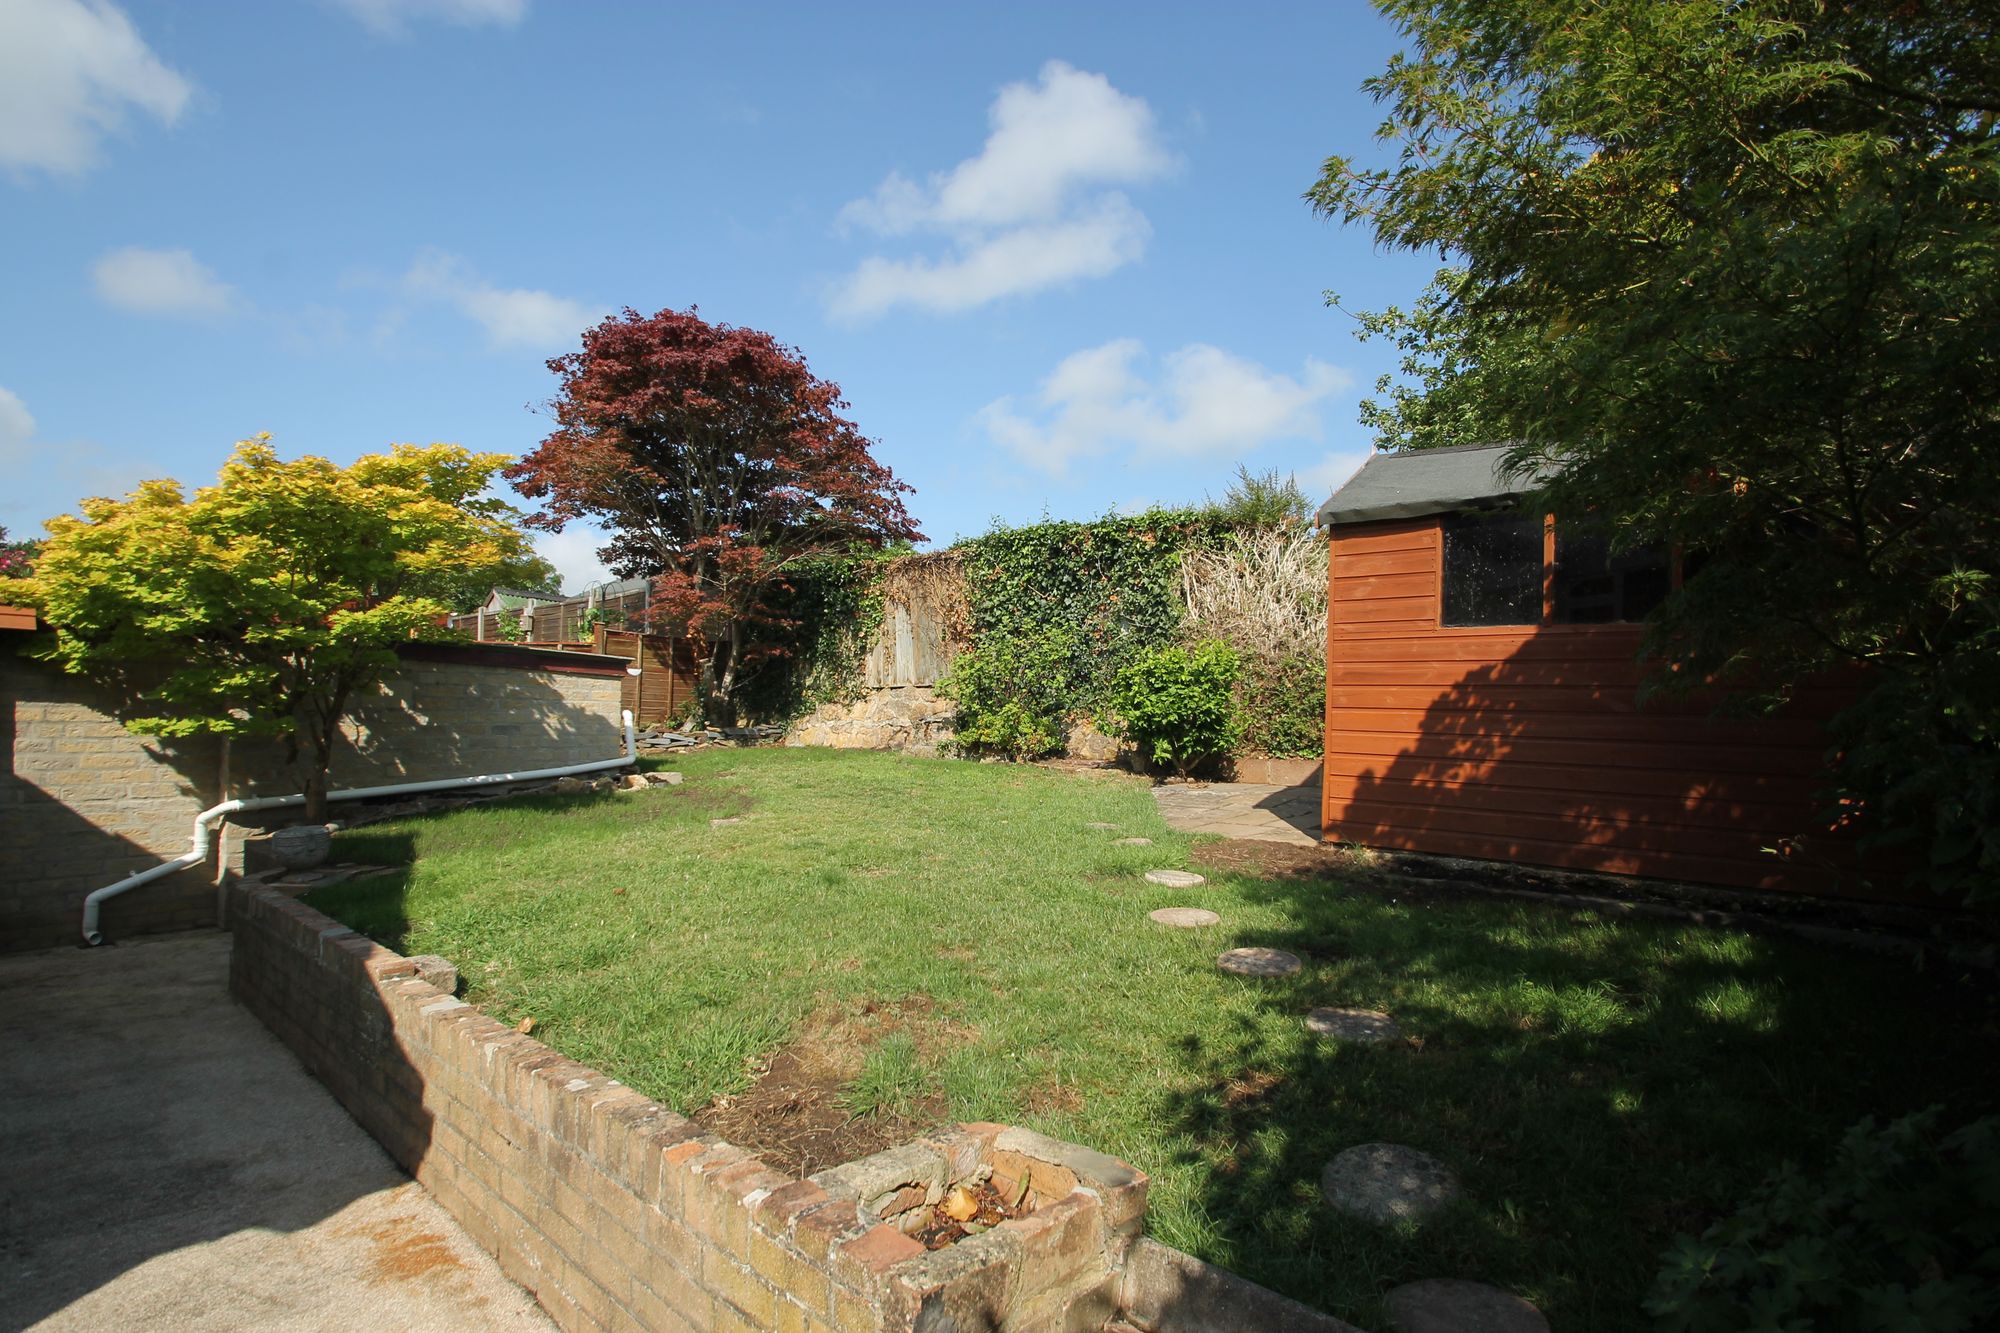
[80,710,637,946]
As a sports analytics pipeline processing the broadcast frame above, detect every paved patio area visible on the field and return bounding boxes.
[0,931,550,1332]
[1153,775,1321,845]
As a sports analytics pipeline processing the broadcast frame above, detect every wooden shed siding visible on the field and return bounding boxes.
[1322,516,1855,895]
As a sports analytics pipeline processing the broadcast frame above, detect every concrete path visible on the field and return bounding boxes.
[0,932,551,1333]
[1153,775,1321,846]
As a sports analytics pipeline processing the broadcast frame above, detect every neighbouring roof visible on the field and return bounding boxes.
[0,604,37,631]
[1315,441,1555,526]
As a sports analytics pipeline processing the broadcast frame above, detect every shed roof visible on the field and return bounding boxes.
[1315,442,1554,526]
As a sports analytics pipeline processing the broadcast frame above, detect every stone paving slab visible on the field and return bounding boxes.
[1149,908,1222,929]
[1306,1008,1403,1043]
[1217,947,1303,977]
[1153,776,1322,846]
[1321,1144,1460,1224]
[1384,1279,1550,1333]
[0,932,551,1332]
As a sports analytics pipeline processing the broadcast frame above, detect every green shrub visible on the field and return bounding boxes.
[938,631,1074,760]
[1112,640,1242,777]
[1237,654,1324,758]
[1646,1107,2000,1332]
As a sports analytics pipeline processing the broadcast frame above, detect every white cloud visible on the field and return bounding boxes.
[0,388,36,451]
[1298,447,1376,503]
[402,250,604,350]
[329,0,527,37]
[830,61,1174,319]
[841,61,1172,235]
[0,387,154,534]
[90,246,238,317]
[533,525,615,595]
[0,0,191,178]
[981,340,1352,477]
[831,195,1149,321]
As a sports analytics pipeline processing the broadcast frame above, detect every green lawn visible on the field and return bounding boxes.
[307,747,1995,1330]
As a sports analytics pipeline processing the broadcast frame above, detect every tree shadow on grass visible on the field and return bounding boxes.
[1155,862,1999,1331]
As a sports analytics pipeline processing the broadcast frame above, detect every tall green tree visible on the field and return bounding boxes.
[1313,1,2000,900]
[30,437,532,819]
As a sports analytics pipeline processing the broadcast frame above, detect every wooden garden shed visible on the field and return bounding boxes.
[1315,442,1859,896]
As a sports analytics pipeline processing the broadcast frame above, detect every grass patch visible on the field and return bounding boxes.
[844,1033,930,1120]
[307,747,1997,1329]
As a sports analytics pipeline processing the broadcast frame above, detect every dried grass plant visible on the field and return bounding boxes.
[1180,527,1329,664]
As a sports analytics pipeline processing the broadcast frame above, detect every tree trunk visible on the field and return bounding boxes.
[302,757,330,824]
[300,689,345,824]
[701,625,739,724]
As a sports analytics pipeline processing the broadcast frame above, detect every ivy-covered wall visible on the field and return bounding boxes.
[765,510,1328,765]
[957,510,1235,719]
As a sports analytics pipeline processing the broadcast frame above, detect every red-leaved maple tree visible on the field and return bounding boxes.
[507,307,921,715]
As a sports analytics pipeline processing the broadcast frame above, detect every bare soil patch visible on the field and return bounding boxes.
[693,996,964,1178]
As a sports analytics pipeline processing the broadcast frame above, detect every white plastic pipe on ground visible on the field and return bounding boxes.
[81,710,638,946]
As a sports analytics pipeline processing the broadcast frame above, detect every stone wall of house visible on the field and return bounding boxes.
[228,881,1356,1333]
[1,649,626,953]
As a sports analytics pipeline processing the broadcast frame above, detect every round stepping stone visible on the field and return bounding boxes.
[1320,1144,1459,1224]
[1383,1280,1549,1333]
[1305,1008,1402,1043]
[1113,836,1153,846]
[1144,869,1206,888]
[1086,822,1120,830]
[1216,947,1301,978]
[1149,907,1221,929]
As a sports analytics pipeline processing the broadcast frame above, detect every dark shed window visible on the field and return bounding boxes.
[1554,531,1671,623]
[1441,511,1543,626]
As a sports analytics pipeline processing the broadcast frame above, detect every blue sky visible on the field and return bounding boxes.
[2,0,1437,591]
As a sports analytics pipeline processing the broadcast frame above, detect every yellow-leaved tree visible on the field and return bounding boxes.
[29,436,534,819]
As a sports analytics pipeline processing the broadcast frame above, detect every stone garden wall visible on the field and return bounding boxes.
[227,881,1357,1333]
[785,685,957,757]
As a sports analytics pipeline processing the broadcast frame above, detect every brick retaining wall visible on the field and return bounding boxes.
[228,882,1358,1333]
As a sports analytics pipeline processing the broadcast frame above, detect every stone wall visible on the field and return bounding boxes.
[786,685,956,757]
[228,882,1355,1333]
[1,646,626,953]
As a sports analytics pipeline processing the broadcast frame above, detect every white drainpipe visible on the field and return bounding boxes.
[81,708,638,947]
